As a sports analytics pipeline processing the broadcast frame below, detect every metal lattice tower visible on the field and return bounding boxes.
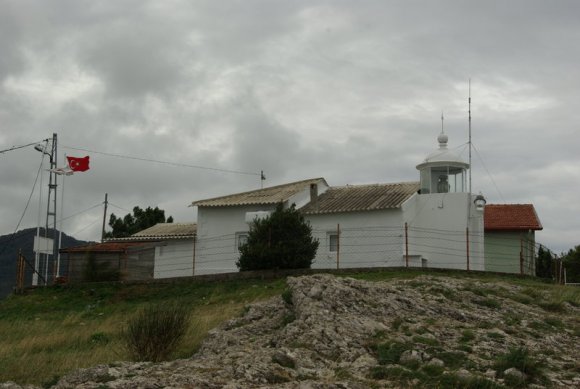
[43,133,58,284]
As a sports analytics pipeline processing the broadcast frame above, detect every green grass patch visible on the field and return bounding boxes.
[486,331,505,341]
[459,329,476,343]
[374,341,412,365]
[435,351,467,369]
[538,301,566,313]
[474,298,501,309]
[412,335,439,346]
[494,347,544,384]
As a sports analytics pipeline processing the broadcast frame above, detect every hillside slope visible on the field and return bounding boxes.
[7,273,578,388]
[0,228,90,299]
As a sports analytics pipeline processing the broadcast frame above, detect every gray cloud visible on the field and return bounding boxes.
[1,0,579,253]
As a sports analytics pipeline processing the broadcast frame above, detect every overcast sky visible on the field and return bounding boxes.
[1,0,579,254]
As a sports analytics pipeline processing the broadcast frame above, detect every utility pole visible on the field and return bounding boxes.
[101,193,108,242]
[44,133,58,285]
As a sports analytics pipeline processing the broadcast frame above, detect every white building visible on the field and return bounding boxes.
[191,132,486,275]
[62,223,197,282]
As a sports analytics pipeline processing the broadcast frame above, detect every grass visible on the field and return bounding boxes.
[494,347,544,385]
[1,268,579,386]
[0,277,286,385]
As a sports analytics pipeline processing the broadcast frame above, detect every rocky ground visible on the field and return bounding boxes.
[2,274,579,388]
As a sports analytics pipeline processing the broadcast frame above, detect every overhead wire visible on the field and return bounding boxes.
[472,142,505,202]
[62,145,260,176]
[0,151,46,257]
[0,139,49,154]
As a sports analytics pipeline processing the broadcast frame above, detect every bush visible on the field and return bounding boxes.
[494,347,543,384]
[237,203,319,271]
[124,303,190,362]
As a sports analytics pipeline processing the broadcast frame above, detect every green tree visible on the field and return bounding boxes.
[236,203,319,271]
[105,206,174,238]
[535,245,553,279]
[562,245,580,283]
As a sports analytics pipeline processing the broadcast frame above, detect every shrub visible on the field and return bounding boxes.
[375,341,410,365]
[494,347,543,383]
[237,203,319,271]
[124,303,189,362]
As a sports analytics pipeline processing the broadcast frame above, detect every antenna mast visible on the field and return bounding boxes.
[468,79,472,194]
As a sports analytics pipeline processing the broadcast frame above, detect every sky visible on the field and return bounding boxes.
[1,0,579,254]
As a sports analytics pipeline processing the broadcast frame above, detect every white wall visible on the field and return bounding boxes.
[306,209,405,269]
[402,193,485,270]
[195,204,277,275]
[153,240,194,279]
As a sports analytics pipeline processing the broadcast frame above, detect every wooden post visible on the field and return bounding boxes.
[16,250,27,293]
[405,223,409,268]
[466,227,470,271]
[101,193,108,242]
[336,224,340,270]
[520,235,524,275]
[192,235,196,277]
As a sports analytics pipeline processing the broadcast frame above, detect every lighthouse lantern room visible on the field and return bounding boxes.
[416,131,469,194]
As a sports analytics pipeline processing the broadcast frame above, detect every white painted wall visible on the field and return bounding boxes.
[306,209,405,269]
[402,192,485,270]
[153,240,194,279]
[195,204,278,275]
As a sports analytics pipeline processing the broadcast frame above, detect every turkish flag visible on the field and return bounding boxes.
[67,156,90,172]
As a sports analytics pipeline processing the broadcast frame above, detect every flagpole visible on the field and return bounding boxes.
[56,154,66,278]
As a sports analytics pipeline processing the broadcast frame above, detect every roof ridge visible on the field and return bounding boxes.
[330,181,420,189]
[192,177,326,205]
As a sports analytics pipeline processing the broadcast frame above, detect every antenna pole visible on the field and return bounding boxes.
[468,79,472,194]
[101,193,108,242]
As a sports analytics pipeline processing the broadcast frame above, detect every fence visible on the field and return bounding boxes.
[189,224,541,276]
[11,224,560,289]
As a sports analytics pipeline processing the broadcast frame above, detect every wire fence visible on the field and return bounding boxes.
[4,223,566,294]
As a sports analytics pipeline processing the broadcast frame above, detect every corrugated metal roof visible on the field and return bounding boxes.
[192,178,327,207]
[132,223,196,238]
[301,182,419,214]
[107,223,197,242]
[484,204,543,231]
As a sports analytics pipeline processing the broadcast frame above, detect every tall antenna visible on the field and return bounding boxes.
[441,112,444,133]
[468,79,472,194]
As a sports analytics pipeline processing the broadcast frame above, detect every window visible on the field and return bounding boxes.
[236,233,248,251]
[328,233,338,252]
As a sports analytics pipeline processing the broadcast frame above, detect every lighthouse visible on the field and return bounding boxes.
[401,130,485,270]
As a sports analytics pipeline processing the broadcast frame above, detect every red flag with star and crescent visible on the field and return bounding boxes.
[66,156,90,172]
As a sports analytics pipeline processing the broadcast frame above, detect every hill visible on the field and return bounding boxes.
[0,228,90,299]
[0,271,579,388]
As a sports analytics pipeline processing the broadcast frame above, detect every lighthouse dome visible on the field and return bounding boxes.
[416,132,468,194]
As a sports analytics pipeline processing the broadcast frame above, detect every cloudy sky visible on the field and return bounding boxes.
[1,0,579,254]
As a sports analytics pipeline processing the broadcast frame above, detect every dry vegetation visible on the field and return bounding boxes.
[0,269,578,387]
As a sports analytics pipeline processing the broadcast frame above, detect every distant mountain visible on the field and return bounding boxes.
[0,228,91,299]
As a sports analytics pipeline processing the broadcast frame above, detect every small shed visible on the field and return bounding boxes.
[62,241,155,282]
[62,223,197,282]
[484,204,543,275]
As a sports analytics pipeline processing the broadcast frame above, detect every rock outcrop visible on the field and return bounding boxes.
[3,274,579,388]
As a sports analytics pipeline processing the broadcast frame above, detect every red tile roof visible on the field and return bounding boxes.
[484,204,543,231]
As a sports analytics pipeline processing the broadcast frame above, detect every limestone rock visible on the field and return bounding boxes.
[3,274,579,388]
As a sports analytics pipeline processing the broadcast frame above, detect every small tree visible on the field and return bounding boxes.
[535,245,553,279]
[237,203,319,271]
[562,245,580,283]
[105,206,174,238]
